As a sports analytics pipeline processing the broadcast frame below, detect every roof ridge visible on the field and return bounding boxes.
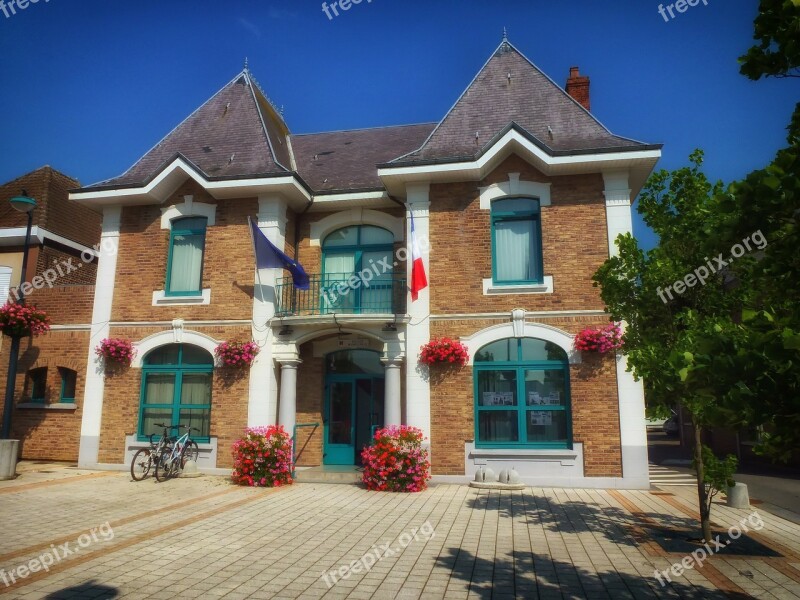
[243,71,290,173]
[292,122,438,138]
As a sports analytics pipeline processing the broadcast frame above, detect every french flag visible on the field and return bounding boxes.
[410,214,428,301]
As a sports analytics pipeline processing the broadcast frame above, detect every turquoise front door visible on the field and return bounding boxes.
[324,376,385,465]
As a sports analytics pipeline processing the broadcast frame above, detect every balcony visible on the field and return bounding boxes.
[275,273,407,317]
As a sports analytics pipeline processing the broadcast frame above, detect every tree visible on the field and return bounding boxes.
[594,152,743,542]
[739,0,800,80]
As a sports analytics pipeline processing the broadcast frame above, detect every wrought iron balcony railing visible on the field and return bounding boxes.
[275,273,407,317]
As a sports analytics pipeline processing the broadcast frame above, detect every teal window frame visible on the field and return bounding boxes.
[137,344,213,442]
[165,217,207,297]
[58,367,77,403]
[321,225,394,314]
[490,198,544,285]
[473,338,571,449]
[29,367,47,403]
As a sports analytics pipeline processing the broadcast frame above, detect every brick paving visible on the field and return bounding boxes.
[0,466,798,599]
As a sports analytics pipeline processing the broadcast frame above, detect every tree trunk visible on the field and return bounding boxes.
[693,421,713,542]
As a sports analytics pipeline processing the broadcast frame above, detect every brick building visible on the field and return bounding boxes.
[0,166,101,460]
[66,39,661,487]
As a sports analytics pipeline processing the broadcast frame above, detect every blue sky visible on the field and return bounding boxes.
[1,1,797,249]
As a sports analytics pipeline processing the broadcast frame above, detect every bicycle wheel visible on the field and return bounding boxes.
[181,441,200,468]
[130,448,152,481]
[154,453,173,482]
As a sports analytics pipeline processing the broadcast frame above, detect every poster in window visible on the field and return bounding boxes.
[527,391,542,405]
[483,392,514,406]
[529,411,553,426]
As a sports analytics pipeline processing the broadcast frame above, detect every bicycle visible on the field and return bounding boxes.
[130,422,179,481]
[154,424,200,482]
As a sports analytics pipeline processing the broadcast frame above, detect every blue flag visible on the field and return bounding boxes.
[248,216,310,290]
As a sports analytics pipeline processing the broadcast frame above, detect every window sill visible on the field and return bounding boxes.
[482,276,553,295]
[471,447,577,462]
[152,289,211,306]
[18,403,78,410]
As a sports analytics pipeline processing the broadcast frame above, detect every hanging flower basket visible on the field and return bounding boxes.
[419,337,469,366]
[574,323,623,354]
[95,338,136,367]
[0,303,51,337]
[215,340,259,368]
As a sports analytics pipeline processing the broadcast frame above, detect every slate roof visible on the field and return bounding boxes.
[94,71,291,188]
[292,124,435,193]
[84,39,658,194]
[391,40,657,166]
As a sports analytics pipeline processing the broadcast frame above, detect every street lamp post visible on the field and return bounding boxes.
[1,193,37,440]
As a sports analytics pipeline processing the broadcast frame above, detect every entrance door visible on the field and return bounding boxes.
[324,376,385,465]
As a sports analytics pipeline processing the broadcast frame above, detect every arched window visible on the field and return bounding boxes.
[491,198,543,285]
[27,367,47,403]
[166,217,207,295]
[58,368,77,403]
[138,344,213,441]
[322,225,394,313]
[474,337,570,448]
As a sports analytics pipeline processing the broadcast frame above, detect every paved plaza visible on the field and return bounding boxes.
[0,464,799,599]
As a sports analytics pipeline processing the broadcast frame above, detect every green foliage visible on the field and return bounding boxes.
[695,445,738,494]
[739,0,800,80]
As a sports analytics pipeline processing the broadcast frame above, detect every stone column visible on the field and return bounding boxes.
[382,359,403,427]
[277,359,301,437]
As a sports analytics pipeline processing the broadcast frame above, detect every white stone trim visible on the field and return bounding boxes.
[482,276,553,295]
[309,208,404,247]
[160,196,217,228]
[79,206,122,468]
[405,185,431,443]
[18,403,77,410]
[152,289,211,306]
[461,319,580,365]
[131,329,221,368]
[429,310,607,320]
[479,173,552,209]
[603,170,633,257]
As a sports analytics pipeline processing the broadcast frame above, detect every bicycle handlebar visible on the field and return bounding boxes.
[152,423,200,433]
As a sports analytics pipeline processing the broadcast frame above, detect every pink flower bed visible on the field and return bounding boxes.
[215,340,259,368]
[231,425,293,488]
[95,338,136,366]
[0,303,51,337]
[419,337,469,366]
[361,426,431,493]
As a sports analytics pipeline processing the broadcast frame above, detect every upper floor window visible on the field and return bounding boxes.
[28,367,47,403]
[474,338,570,449]
[322,225,394,313]
[166,217,207,296]
[491,198,543,285]
[59,368,77,403]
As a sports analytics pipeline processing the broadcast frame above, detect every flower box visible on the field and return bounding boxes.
[0,303,51,338]
[419,337,469,366]
[574,323,623,354]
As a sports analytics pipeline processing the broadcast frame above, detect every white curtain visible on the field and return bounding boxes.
[323,253,356,311]
[181,374,211,405]
[169,234,204,292]
[496,220,536,282]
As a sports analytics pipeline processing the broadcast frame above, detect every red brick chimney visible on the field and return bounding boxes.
[566,66,590,111]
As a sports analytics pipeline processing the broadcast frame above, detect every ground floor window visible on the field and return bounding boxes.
[137,344,213,441]
[474,337,571,448]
